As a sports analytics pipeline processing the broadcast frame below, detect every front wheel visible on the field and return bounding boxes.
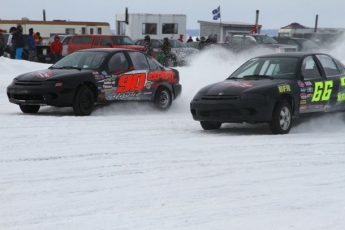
[270,101,292,134]
[154,87,172,111]
[73,86,95,116]
[200,121,222,130]
[19,105,40,114]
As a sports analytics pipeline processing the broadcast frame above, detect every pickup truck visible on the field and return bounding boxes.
[67,35,144,54]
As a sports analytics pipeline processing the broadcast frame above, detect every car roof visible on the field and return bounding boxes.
[77,48,142,53]
[256,52,328,58]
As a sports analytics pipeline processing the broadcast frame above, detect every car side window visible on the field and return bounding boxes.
[147,56,160,70]
[316,54,341,77]
[151,40,160,48]
[101,37,112,47]
[301,56,322,80]
[334,60,345,75]
[108,52,129,73]
[93,37,100,46]
[128,52,150,70]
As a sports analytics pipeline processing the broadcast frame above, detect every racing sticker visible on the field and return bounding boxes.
[278,84,291,93]
[221,81,253,88]
[297,80,305,87]
[337,76,345,102]
[33,70,53,78]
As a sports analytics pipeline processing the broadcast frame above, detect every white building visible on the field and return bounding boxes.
[115,13,186,40]
[0,19,111,39]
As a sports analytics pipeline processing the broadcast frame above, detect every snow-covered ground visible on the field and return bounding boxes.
[1,45,345,230]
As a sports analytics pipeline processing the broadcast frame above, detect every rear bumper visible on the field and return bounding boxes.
[173,84,182,99]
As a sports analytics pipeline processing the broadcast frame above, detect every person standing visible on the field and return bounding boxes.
[177,34,183,42]
[186,36,193,43]
[6,27,16,59]
[160,37,172,66]
[12,25,25,60]
[143,35,153,57]
[0,29,5,57]
[34,32,42,45]
[28,28,37,61]
[50,35,62,63]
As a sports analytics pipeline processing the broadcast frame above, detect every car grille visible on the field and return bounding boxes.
[202,95,239,100]
[198,109,242,117]
[12,94,44,100]
[15,81,43,86]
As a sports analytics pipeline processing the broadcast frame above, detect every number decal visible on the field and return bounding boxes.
[312,80,333,102]
[117,73,146,93]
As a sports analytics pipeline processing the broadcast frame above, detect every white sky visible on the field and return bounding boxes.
[1,0,345,29]
[1,44,345,229]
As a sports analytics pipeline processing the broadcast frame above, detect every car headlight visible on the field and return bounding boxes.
[240,93,266,101]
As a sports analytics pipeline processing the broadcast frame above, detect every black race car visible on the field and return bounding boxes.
[7,48,182,116]
[190,52,345,134]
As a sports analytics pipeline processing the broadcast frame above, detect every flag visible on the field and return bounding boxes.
[212,6,220,20]
[250,24,258,34]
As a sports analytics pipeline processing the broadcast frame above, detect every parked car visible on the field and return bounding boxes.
[67,35,144,54]
[134,38,199,67]
[190,52,345,134]
[226,34,298,53]
[7,48,182,116]
[61,35,73,57]
[273,36,321,52]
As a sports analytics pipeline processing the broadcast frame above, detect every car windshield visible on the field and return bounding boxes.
[111,36,135,45]
[228,57,299,80]
[253,36,278,44]
[51,51,108,70]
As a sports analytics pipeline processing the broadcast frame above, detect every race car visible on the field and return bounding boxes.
[7,48,182,116]
[190,52,345,134]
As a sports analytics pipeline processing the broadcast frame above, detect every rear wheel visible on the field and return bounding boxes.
[19,105,40,114]
[270,101,292,134]
[154,87,172,111]
[73,86,94,116]
[200,121,222,130]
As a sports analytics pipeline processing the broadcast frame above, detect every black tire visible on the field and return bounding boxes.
[73,85,94,116]
[19,105,40,114]
[154,87,172,111]
[270,101,292,134]
[200,121,222,130]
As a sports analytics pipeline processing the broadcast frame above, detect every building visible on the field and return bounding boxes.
[0,19,111,39]
[278,22,345,46]
[115,13,186,40]
[198,20,262,42]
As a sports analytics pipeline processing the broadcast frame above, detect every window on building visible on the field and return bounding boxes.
[81,27,86,34]
[162,23,178,34]
[142,23,157,35]
[90,28,94,35]
[65,28,75,34]
[97,28,102,34]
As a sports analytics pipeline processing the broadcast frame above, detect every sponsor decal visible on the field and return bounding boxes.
[307,94,313,98]
[145,82,152,89]
[297,80,305,87]
[300,100,307,105]
[308,105,323,109]
[337,92,345,101]
[106,92,138,100]
[299,105,307,110]
[300,88,306,92]
[300,93,307,99]
[222,81,253,88]
[103,85,113,89]
[33,70,53,78]
[98,94,105,99]
[278,84,291,93]
[307,87,314,93]
[305,81,312,86]
[147,71,175,81]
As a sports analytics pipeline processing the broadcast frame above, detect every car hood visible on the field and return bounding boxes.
[15,69,93,81]
[199,78,290,96]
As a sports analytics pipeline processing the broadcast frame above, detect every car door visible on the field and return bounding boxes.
[315,54,345,111]
[299,55,328,113]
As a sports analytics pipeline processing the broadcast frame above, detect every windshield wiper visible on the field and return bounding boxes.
[243,75,273,80]
[53,66,82,71]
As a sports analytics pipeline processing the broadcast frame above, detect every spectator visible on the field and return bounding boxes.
[198,36,207,50]
[178,34,183,42]
[0,29,5,57]
[158,37,171,66]
[28,28,37,61]
[50,35,63,63]
[186,36,193,43]
[6,27,16,59]
[34,32,42,45]
[143,35,153,57]
[12,25,25,60]
[196,37,200,41]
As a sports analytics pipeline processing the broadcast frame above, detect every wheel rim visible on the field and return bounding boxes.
[81,93,92,109]
[159,91,170,108]
[279,106,291,130]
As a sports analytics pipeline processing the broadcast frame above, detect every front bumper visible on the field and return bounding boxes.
[7,83,75,106]
[190,97,276,123]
